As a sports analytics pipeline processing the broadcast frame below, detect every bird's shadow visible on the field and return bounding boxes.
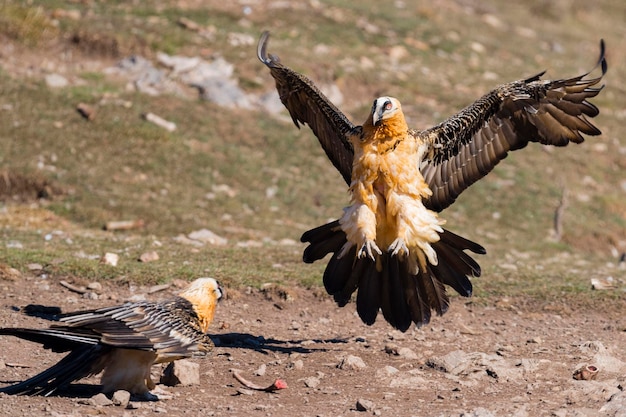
[210,332,348,355]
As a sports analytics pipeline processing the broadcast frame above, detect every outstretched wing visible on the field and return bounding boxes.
[419,40,607,212]
[258,31,355,184]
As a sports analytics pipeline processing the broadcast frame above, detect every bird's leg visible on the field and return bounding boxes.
[340,201,380,261]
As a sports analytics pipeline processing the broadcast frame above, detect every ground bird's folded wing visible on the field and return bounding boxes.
[257,31,355,185]
[419,40,607,212]
[59,298,205,359]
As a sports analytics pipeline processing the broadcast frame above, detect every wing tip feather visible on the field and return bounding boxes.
[257,30,278,66]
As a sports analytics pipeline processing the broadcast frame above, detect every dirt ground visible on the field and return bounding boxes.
[0,273,624,417]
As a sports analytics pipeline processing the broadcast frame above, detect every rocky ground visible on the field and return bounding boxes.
[0,273,625,417]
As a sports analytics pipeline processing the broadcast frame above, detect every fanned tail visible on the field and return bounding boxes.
[0,328,105,396]
[301,222,485,331]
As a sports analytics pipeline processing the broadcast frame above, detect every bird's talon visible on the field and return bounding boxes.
[389,238,409,257]
[358,240,381,261]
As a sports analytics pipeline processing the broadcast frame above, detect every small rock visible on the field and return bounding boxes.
[76,102,96,120]
[187,229,228,246]
[138,251,159,263]
[338,355,367,371]
[397,347,418,360]
[290,321,301,330]
[356,398,375,412]
[288,359,304,370]
[160,360,200,386]
[101,252,119,266]
[600,391,626,416]
[302,376,320,388]
[461,408,496,417]
[87,282,103,292]
[45,73,69,88]
[254,364,267,376]
[426,350,470,374]
[111,390,131,407]
[591,276,616,290]
[375,365,399,378]
[89,393,113,407]
[82,291,99,300]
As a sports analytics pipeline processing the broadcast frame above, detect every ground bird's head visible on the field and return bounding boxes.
[179,277,223,332]
[371,97,403,126]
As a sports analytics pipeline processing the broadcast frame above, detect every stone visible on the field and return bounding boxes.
[111,390,131,407]
[426,350,470,375]
[187,229,228,246]
[160,360,200,386]
[89,393,113,407]
[302,376,320,388]
[338,355,367,370]
[138,251,159,263]
[254,364,266,376]
[101,252,119,266]
[45,73,69,88]
[356,398,375,412]
[600,391,626,416]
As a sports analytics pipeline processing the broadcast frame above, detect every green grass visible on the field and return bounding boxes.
[0,0,624,310]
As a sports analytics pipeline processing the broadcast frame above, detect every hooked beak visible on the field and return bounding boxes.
[372,105,384,126]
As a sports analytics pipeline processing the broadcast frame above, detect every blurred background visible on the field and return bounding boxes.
[0,0,624,306]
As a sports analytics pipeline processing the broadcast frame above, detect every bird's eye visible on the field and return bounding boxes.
[385,101,393,111]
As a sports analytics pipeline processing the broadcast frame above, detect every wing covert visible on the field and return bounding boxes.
[58,299,203,356]
[258,31,355,184]
[420,40,607,212]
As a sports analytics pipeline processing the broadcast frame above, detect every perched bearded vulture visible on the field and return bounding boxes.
[258,31,607,331]
[0,278,223,398]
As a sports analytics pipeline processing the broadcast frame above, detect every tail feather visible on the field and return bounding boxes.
[355,263,381,325]
[333,252,365,307]
[0,345,105,396]
[403,272,429,326]
[439,229,486,256]
[0,328,99,353]
[301,220,346,263]
[323,248,356,295]
[430,256,473,297]
[301,221,485,331]
[380,256,412,332]
[420,264,450,317]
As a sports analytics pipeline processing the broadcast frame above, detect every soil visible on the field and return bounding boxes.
[0,274,625,417]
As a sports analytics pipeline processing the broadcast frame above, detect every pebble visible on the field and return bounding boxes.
[88,393,113,407]
[187,229,228,246]
[138,251,159,263]
[302,376,320,388]
[101,252,119,266]
[45,73,69,88]
[160,360,200,386]
[338,355,367,370]
[356,398,375,412]
[112,390,131,407]
[288,359,304,370]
